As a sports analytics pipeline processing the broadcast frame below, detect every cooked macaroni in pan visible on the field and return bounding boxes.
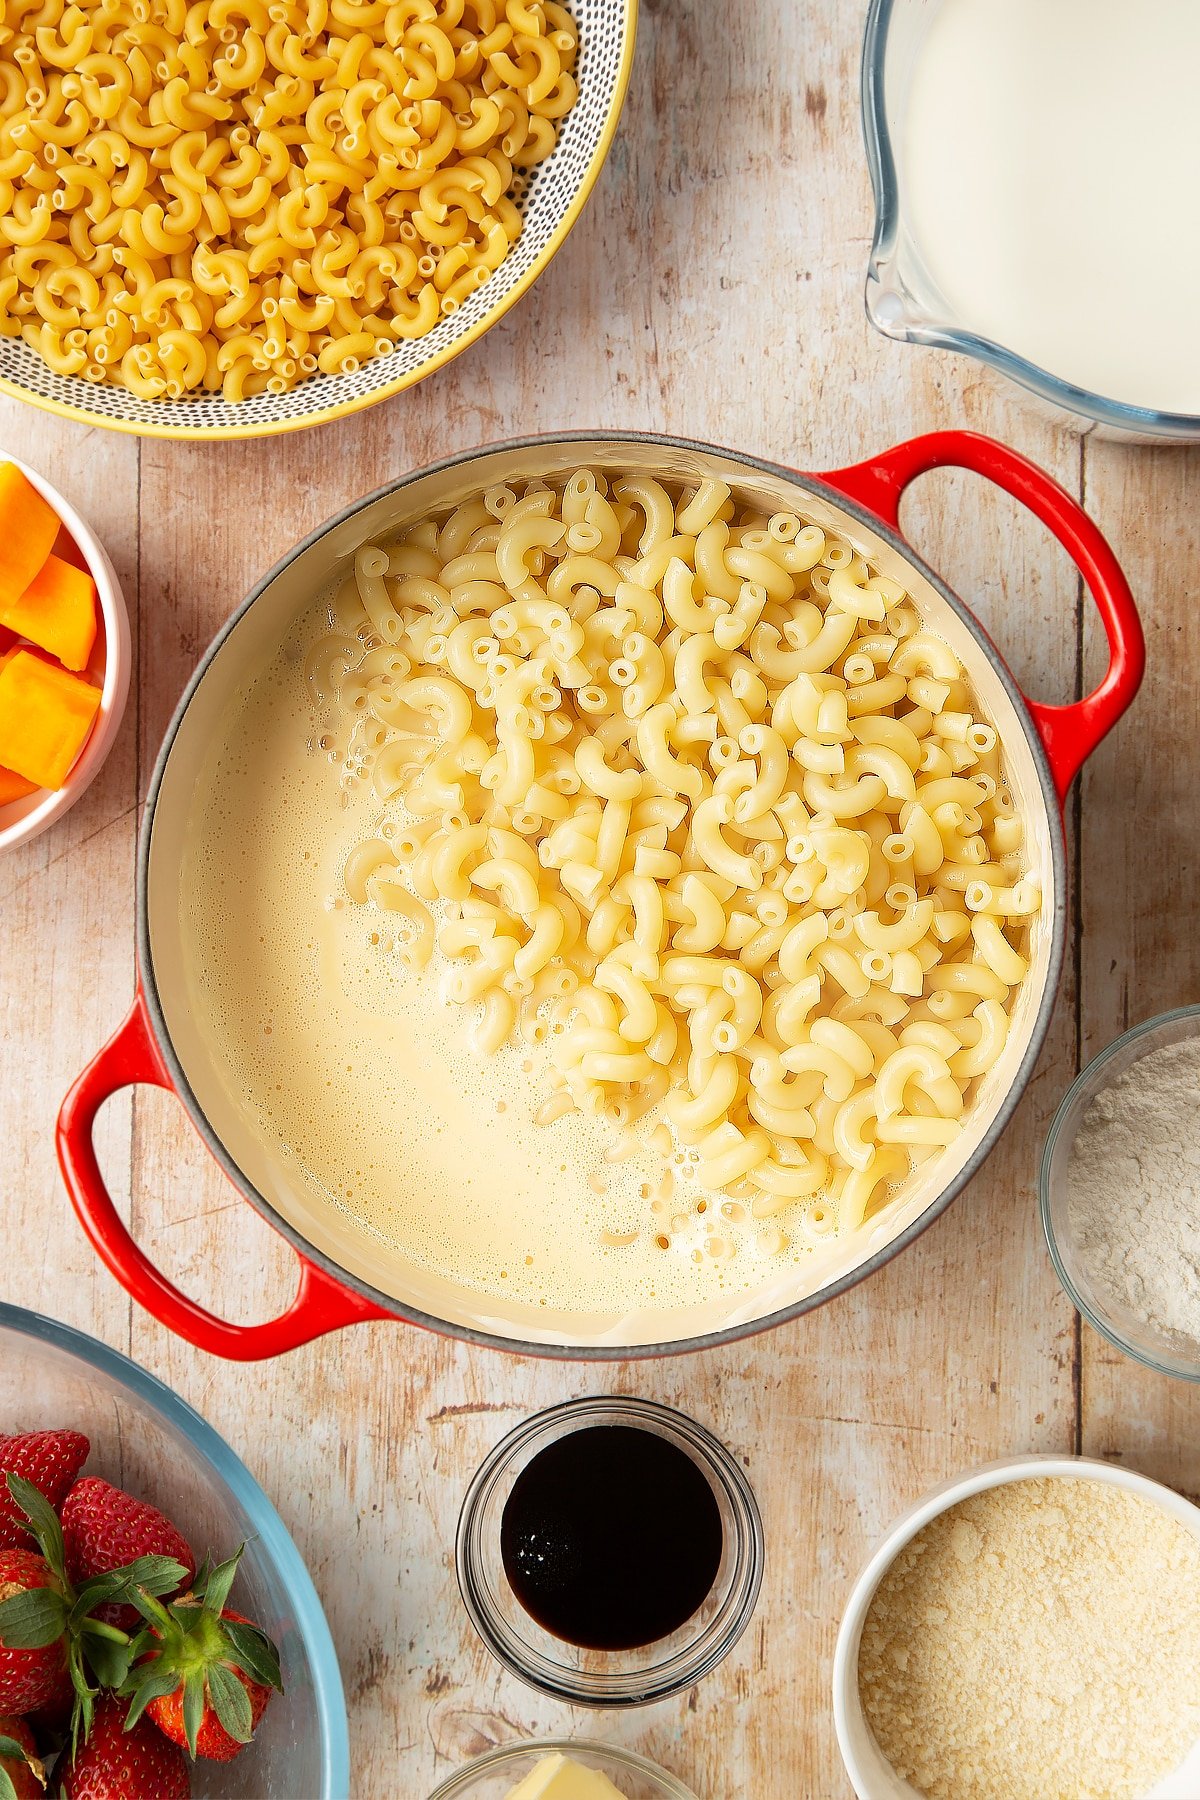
[310,467,1040,1248]
[0,0,577,401]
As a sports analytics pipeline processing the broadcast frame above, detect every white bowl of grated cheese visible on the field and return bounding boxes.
[1041,1006,1200,1382]
[832,1455,1200,1800]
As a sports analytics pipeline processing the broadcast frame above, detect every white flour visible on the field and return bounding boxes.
[1067,1037,1200,1349]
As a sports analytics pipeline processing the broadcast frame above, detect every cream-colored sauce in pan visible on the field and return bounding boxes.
[179,615,824,1317]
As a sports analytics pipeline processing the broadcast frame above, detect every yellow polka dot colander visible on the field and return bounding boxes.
[0,0,636,440]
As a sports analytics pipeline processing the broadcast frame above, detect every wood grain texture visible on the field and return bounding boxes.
[0,0,1177,1794]
[1077,441,1200,1504]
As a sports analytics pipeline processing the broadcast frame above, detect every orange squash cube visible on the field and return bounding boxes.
[1,553,97,671]
[0,765,38,805]
[0,464,60,610]
[0,648,101,789]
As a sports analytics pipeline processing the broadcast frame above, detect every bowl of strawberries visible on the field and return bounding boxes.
[0,1302,348,1798]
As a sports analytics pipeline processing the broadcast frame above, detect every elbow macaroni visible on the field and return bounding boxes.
[314,467,1042,1254]
[0,0,578,401]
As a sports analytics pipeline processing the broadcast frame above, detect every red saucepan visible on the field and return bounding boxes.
[58,431,1143,1359]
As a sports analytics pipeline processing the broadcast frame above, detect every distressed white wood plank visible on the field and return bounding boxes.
[0,411,139,1359]
[1078,441,1200,1503]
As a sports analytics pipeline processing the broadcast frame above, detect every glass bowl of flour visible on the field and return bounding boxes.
[1042,1007,1200,1380]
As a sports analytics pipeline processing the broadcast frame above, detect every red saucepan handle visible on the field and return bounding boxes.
[818,430,1144,806]
[57,993,396,1359]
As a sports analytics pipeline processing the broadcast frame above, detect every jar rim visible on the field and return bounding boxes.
[454,1394,765,1706]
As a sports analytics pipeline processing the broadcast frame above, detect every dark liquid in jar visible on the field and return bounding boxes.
[499,1423,724,1651]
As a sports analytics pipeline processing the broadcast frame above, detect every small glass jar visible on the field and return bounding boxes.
[427,1739,700,1800]
[455,1395,764,1706]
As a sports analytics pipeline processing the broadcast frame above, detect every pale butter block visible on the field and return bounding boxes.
[505,1752,628,1800]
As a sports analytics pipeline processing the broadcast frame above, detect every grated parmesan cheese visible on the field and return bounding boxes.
[858,1477,1200,1800]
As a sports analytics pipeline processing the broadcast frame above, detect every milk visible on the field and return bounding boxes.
[900,0,1200,414]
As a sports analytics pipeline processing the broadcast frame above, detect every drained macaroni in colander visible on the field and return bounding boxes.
[0,0,578,400]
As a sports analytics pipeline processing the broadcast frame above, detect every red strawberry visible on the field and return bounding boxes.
[0,1715,45,1798]
[121,1550,281,1763]
[145,1608,273,1763]
[0,1435,89,1552]
[61,1483,194,1634]
[24,1665,73,1746]
[0,1549,67,1713]
[0,1474,194,1767]
[58,1694,189,1799]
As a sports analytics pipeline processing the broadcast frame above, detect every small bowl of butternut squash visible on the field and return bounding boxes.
[0,456,130,851]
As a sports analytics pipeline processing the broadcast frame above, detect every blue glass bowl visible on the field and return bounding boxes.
[0,1303,349,1798]
[861,0,1200,439]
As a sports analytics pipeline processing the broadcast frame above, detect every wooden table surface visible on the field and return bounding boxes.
[3,1,1197,1794]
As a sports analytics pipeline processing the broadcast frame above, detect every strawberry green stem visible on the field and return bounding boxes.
[79,1618,130,1644]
